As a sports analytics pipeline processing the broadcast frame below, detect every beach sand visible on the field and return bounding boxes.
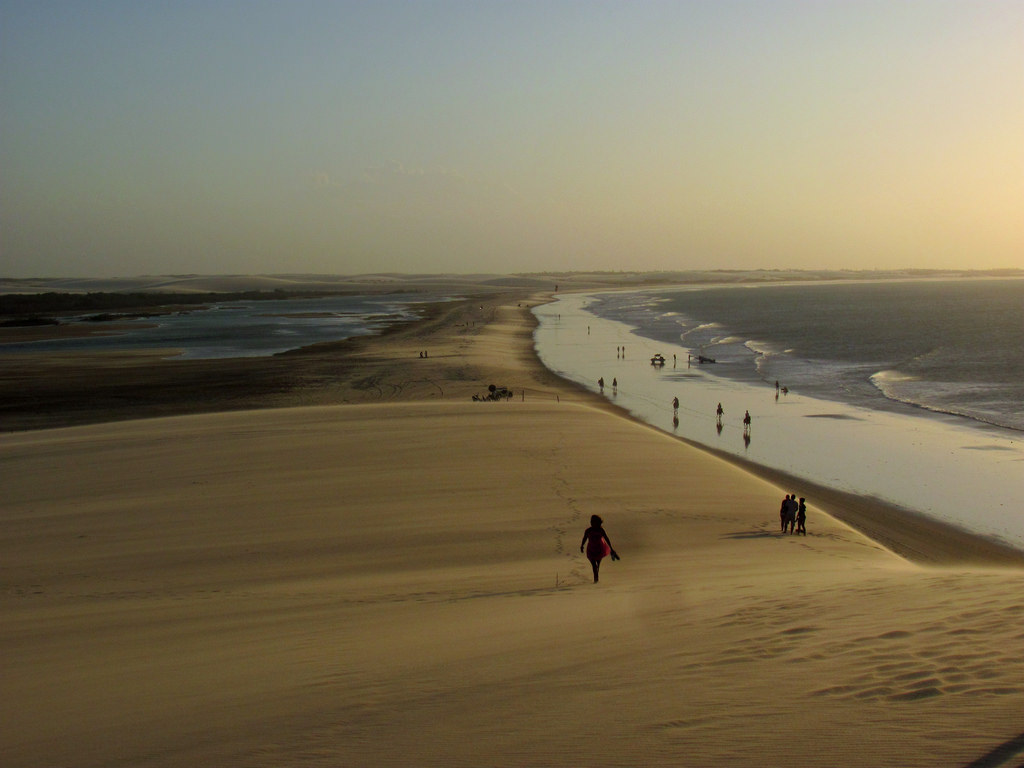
[3,290,1023,767]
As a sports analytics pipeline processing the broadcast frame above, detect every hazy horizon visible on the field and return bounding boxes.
[2,1,1021,278]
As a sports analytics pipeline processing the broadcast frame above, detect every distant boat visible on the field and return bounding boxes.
[651,354,666,366]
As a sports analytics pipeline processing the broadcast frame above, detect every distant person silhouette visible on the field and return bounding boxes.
[786,493,798,534]
[796,498,807,535]
[581,514,618,583]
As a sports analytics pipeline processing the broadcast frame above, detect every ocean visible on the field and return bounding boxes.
[532,279,1024,551]
[0,293,444,359]
[588,279,1024,433]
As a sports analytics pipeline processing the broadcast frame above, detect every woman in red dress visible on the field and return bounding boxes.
[580,514,619,583]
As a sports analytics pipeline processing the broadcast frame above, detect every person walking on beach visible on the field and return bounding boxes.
[786,493,798,534]
[580,514,618,583]
[796,498,807,535]
[672,396,679,412]
[716,403,724,423]
[779,495,791,532]
[743,410,752,434]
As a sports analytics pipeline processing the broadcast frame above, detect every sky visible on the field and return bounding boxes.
[1,1,1022,278]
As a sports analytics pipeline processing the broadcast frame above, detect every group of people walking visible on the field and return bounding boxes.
[779,494,806,535]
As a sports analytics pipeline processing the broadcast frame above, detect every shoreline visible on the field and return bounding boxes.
[529,295,1024,565]
[533,289,1024,561]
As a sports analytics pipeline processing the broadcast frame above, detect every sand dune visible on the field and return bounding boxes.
[3,293,1023,767]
